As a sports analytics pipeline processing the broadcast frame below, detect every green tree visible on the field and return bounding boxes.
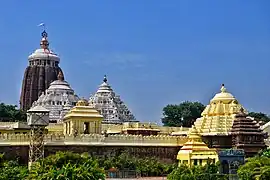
[167,163,224,180]
[162,101,205,127]
[248,112,270,123]
[29,151,105,180]
[0,103,26,122]
[0,154,28,180]
[237,156,270,180]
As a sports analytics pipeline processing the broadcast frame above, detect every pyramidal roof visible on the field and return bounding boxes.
[177,126,218,161]
[194,84,245,136]
[89,75,136,124]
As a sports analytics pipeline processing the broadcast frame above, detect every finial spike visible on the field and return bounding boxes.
[220,84,227,93]
[103,75,107,83]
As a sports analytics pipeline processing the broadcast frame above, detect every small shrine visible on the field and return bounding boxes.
[63,99,103,135]
[177,126,218,167]
[231,108,267,157]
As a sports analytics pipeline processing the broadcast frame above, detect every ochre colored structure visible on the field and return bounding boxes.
[63,99,103,135]
[231,109,267,157]
[177,126,218,167]
[20,30,64,111]
[194,84,245,149]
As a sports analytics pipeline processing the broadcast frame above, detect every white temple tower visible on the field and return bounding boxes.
[32,72,80,123]
[88,75,137,124]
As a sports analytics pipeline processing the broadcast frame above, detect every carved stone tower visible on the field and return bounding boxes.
[231,108,267,157]
[20,30,64,111]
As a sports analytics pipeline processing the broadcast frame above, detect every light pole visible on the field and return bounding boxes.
[27,105,50,169]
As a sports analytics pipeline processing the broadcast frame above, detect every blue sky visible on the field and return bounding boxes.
[0,0,269,123]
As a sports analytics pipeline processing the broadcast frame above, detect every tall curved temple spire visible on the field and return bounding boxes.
[20,29,64,110]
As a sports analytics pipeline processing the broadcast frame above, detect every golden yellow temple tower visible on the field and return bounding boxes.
[177,126,218,167]
[194,84,245,148]
[63,99,103,135]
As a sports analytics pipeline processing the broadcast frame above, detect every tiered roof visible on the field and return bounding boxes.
[194,84,245,136]
[89,75,136,124]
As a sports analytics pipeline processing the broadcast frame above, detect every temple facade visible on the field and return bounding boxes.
[31,72,80,123]
[20,30,64,111]
[231,109,267,157]
[88,75,137,124]
[194,84,246,149]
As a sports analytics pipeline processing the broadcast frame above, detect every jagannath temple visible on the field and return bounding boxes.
[0,29,268,172]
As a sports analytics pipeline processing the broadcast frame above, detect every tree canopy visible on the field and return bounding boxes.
[29,151,105,180]
[167,163,226,180]
[0,103,26,122]
[162,101,205,127]
[248,112,270,123]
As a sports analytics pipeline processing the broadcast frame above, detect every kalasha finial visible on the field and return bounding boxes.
[103,75,107,83]
[220,84,227,93]
[57,71,64,81]
[38,23,49,49]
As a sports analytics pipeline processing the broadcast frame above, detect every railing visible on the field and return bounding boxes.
[0,134,188,147]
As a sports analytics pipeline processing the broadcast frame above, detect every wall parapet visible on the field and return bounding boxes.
[0,133,187,147]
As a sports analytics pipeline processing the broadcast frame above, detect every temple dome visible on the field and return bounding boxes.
[32,72,79,123]
[211,84,235,103]
[28,31,60,62]
[89,75,137,124]
[28,49,60,62]
[194,84,245,136]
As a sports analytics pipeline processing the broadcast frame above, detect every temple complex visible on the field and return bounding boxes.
[63,99,103,135]
[89,75,137,124]
[194,84,246,148]
[177,126,218,166]
[20,30,64,111]
[231,108,267,157]
[31,71,79,123]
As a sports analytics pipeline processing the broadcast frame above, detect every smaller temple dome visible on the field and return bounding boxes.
[32,72,79,123]
[89,75,136,124]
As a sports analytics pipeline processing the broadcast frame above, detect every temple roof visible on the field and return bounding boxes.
[194,84,245,136]
[28,30,60,62]
[32,72,79,122]
[231,109,265,135]
[64,99,103,119]
[89,75,136,124]
[177,126,217,160]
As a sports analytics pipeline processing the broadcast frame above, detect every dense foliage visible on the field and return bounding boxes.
[0,154,28,180]
[162,101,205,127]
[0,151,176,179]
[0,103,26,122]
[237,149,270,180]
[248,112,270,123]
[29,152,105,180]
[97,151,176,176]
[0,152,106,180]
[167,163,228,180]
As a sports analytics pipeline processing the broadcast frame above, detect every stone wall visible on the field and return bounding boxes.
[0,133,185,164]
